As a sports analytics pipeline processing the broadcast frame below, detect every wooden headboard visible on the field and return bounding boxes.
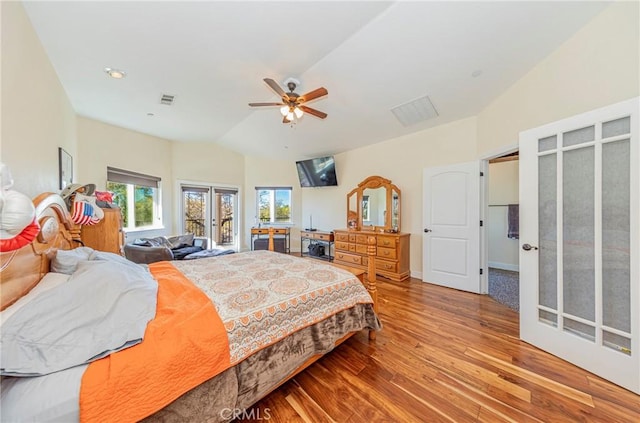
[0,192,77,310]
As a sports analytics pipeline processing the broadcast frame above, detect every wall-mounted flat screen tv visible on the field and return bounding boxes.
[296,156,338,187]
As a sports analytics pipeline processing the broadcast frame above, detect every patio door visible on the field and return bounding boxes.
[181,185,239,250]
[519,97,639,393]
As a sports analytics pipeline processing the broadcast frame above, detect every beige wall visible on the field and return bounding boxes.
[302,2,639,277]
[171,141,245,242]
[488,160,519,271]
[3,1,637,276]
[477,1,640,155]
[1,2,77,197]
[302,117,479,276]
[76,117,173,241]
[243,155,301,251]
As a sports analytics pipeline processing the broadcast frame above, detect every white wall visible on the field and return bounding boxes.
[488,160,519,271]
[1,2,77,197]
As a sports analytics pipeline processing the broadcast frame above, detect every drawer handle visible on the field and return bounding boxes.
[383,241,390,245]
[385,265,392,269]
[383,251,389,255]
[352,258,359,263]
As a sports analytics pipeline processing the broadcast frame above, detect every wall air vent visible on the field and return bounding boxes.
[160,94,175,106]
[391,95,438,127]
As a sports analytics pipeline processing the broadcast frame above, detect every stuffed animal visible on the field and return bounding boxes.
[0,163,40,252]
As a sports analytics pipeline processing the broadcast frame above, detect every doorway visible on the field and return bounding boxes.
[486,152,520,311]
[181,184,239,251]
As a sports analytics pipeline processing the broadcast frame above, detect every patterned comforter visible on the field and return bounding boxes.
[173,250,374,364]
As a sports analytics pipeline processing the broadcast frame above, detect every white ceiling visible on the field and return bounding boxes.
[23,1,610,160]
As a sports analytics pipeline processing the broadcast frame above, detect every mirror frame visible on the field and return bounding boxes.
[346,175,401,232]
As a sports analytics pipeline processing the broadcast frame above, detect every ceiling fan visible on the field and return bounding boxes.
[249,78,328,124]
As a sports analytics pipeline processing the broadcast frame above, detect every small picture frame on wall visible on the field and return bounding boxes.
[58,147,73,189]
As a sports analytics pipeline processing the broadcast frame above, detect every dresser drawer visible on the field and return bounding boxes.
[316,233,332,241]
[355,234,368,244]
[349,234,356,242]
[355,244,369,254]
[349,244,357,252]
[377,246,397,260]
[335,241,350,251]
[375,259,397,273]
[334,251,362,265]
[335,232,350,242]
[377,235,396,248]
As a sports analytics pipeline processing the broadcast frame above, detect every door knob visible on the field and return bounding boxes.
[522,243,538,251]
[424,228,432,233]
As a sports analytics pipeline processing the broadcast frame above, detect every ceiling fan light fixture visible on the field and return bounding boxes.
[294,107,304,119]
[280,106,289,116]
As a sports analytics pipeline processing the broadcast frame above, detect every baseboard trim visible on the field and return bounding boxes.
[411,270,423,280]
[489,261,519,272]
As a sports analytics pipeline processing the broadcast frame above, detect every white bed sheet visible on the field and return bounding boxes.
[0,364,86,422]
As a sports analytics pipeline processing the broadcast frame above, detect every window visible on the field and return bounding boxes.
[106,167,162,230]
[362,195,370,221]
[256,187,292,224]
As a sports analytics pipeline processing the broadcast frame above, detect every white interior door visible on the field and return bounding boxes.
[423,161,481,293]
[520,97,639,393]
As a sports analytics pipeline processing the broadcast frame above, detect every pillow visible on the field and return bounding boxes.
[1,260,158,376]
[0,272,70,326]
[51,247,94,274]
[167,233,194,249]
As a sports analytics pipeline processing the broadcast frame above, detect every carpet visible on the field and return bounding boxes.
[488,267,519,312]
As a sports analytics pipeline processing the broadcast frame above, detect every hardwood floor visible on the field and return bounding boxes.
[237,277,640,422]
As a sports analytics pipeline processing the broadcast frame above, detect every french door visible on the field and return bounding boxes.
[519,97,639,393]
[181,185,238,250]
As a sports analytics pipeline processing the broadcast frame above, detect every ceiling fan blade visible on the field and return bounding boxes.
[298,87,328,103]
[248,102,284,107]
[263,78,287,99]
[299,105,327,119]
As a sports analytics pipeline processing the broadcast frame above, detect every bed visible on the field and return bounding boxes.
[0,192,381,422]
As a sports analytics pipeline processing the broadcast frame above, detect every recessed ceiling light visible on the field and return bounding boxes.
[104,68,126,79]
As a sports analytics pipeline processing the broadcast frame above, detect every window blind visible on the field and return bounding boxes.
[107,167,161,188]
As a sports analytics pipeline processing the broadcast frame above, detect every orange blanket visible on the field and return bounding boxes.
[79,262,231,423]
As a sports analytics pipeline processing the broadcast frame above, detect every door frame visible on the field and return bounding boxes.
[479,143,520,296]
[176,179,242,251]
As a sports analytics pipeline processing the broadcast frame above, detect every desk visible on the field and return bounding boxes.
[300,230,334,261]
[251,227,290,254]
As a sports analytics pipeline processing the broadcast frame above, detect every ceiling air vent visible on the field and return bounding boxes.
[391,95,438,127]
[160,94,175,106]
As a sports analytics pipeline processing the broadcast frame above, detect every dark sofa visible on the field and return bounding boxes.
[124,234,207,264]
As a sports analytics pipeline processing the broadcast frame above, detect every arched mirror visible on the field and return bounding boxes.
[346,176,401,232]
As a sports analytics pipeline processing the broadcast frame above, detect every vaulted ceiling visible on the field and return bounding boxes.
[23,1,610,159]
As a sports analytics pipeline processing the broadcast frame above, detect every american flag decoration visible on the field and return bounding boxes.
[71,196,102,225]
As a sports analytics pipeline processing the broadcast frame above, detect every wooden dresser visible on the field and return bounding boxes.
[333,229,410,281]
[81,207,124,255]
